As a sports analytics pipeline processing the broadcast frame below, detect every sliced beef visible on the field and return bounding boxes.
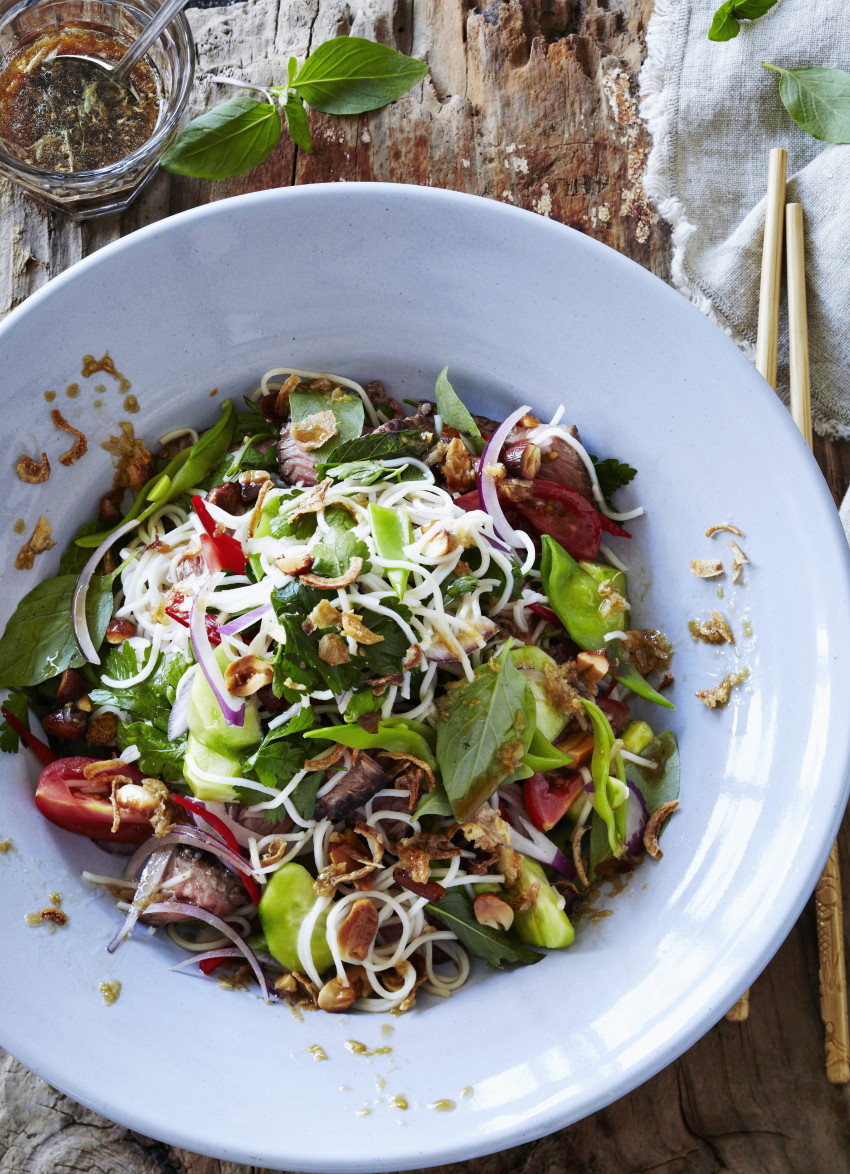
[313,753,390,822]
[137,845,248,925]
[226,803,294,837]
[536,424,594,502]
[364,379,404,422]
[278,424,318,486]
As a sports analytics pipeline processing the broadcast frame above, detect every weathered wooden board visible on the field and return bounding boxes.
[2,2,850,1172]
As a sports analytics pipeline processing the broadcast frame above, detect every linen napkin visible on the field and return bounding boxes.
[639,0,850,454]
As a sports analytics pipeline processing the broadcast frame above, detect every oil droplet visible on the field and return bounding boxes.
[717,585,724,598]
[461,1086,473,1098]
[286,1002,304,1024]
[13,519,25,534]
[306,1044,327,1061]
[94,384,106,394]
[339,1085,351,1092]
[391,1095,408,1110]
[66,383,79,398]
[93,400,102,408]
[356,1108,372,1117]
[430,1099,456,1112]
[381,1023,394,1038]
[0,838,12,853]
[99,980,121,1005]
[44,390,56,402]
[123,394,140,413]
[346,1040,392,1057]
[375,1076,386,1091]
[25,912,42,926]
[50,892,61,906]
[589,908,614,922]
[743,620,753,637]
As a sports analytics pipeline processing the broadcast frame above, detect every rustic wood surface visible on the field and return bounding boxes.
[3,1,850,1171]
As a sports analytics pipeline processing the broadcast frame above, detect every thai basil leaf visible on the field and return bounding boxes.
[709,0,778,41]
[434,367,485,455]
[289,388,365,460]
[316,429,429,474]
[0,690,30,754]
[0,574,113,688]
[59,520,104,576]
[763,64,850,144]
[589,455,637,501]
[426,890,543,968]
[160,96,282,180]
[628,729,680,814]
[283,93,313,152]
[293,36,428,115]
[436,645,537,822]
[414,779,453,818]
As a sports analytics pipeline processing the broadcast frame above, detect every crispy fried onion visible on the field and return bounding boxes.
[260,837,289,867]
[16,452,50,484]
[694,668,749,709]
[247,477,273,537]
[454,806,522,886]
[51,408,88,466]
[690,558,723,578]
[705,523,743,538]
[302,600,342,633]
[643,800,679,860]
[572,823,591,888]
[314,822,386,896]
[403,643,423,672]
[274,970,319,1008]
[300,557,364,590]
[392,867,447,902]
[110,774,177,836]
[15,516,56,570]
[384,953,429,1013]
[291,410,338,451]
[341,611,383,645]
[687,610,734,646]
[394,830,460,887]
[365,672,404,696]
[729,540,749,584]
[286,477,332,522]
[107,775,134,833]
[303,742,346,772]
[377,751,435,812]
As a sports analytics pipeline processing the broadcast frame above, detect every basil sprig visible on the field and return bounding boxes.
[762,64,850,145]
[161,36,429,181]
[708,0,778,42]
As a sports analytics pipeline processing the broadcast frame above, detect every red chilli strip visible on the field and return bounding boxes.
[598,514,631,539]
[191,494,247,575]
[165,592,221,646]
[527,603,561,626]
[199,956,229,975]
[1,706,57,766]
[170,793,261,907]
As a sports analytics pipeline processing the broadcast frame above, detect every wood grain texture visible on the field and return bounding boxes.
[3,1,850,1172]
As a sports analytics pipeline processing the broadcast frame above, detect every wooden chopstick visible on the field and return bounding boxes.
[786,201,850,1083]
[726,148,788,1025]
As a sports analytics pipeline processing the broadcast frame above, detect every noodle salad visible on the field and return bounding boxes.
[0,367,680,1014]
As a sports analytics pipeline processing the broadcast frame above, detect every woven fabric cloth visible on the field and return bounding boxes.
[640,0,850,442]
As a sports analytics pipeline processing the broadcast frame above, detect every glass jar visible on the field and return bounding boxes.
[0,0,193,218]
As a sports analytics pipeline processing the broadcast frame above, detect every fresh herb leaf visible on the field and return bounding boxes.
[271,580,326,619]
[160,95,282,180]
[305,715,435,767]
[325,459,420,485]
[293,36,428,115]
[434,367,485,455]
[311,523,371,578]
[708,0,778,41]
[414,779,453,818]
[117,722,187,783]
[283,93,313,152]
[290,772,324,821]
[358,598,412,679]
[59,520,105,576]
[763,64,850,144]
[443,574,483,602]
[628,729,680,814]
[289,388,365,460]
[0,574,113,688]
[0,691,30,754]
[590,455,637,500]
[426,890,544,968]
[316,429,429,475]
[436,645,537,822]
[272,615,362,700]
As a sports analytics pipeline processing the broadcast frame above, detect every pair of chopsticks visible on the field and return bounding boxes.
[726,148,849,1085]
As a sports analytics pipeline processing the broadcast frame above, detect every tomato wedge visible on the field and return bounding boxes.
[512,481,601,560]
[165,591,221,645]
[35,757,152,842]
[192,494,247,574]
[524,771,586,832]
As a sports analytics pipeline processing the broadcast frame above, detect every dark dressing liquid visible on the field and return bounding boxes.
[0,27,160,172]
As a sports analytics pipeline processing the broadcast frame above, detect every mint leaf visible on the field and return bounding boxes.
[434,367,485,455]
[160,96,282,180]
[316,429,429,476]
[283,93,313,152]
[590,455,637,500]
[426,890,543,968]
[289,387,365,461]
[709,0,777,41]
[293,36,428,115]
[311,517,371,578]
[763,63,850,144]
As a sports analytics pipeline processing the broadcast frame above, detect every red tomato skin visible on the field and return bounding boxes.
[35,757,152,842]
[524,771,586,832]
[513,481,601,561]
[596,697,630,736]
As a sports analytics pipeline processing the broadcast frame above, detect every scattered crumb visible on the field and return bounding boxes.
[688,610,734,645]
[99,980,121,1005]
[0,838,12,852]
[209,388,218,397]
[15,516,55,570]
[690,559,723,578]
[705,523,743,538]
[27,906,67,926]
[94,384,106,393]
[743,620,753,637]
[81,351,131,395]
[66,383,79,398]
[658,672,675,691]
[123,394,140,414]
[51,408,87,466]
[13,519,25,534]
[16,452,50,484]
[729,540,749,583]
[94,399,102,408]
[49,891,61,906]
[43,390,56,402]
[695,668,749,709]
[306,1044,328,1061]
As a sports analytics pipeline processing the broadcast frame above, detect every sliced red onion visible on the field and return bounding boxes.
[190,580,245,727]
[72,517,142,665]
[143,901,270,1000]
[478,403,532,550]
[107,845,172,953]
[623,780,649,861]
[509,823,575,878]
[219,602,273,637]
[167,665,197,740]
[123,828,256,885]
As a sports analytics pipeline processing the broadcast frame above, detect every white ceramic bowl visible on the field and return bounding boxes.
[1,184,849,1172]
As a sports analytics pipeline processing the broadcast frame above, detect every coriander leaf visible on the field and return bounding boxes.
[160,95,282,180]
[359,598,412,679]
[283,93,313,152]
[0,691,30,754]
[763,63,850,144]
[272,615,362,700]
[293,36,428,115]
[443,573,487,603]
[271,580,326,618]
[434,367,485,455]
[117,722,187,783]
[316,429,429,474]
[708,0,777,41]
[590,455,637,500]
[289,388,365,460]
[325,459,420,485]
[311,526,371,578]
[343,688,382,721]
[235,404,281,440]
[436,645,537,822]
[246,708,316,789]
[426,890,543,968]
[0,574,113,688]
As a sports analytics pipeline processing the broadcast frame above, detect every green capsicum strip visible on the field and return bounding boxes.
[76,399,238,549]
[541,535,674,711]
[369,503,413,600]
[581,698,624,857]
